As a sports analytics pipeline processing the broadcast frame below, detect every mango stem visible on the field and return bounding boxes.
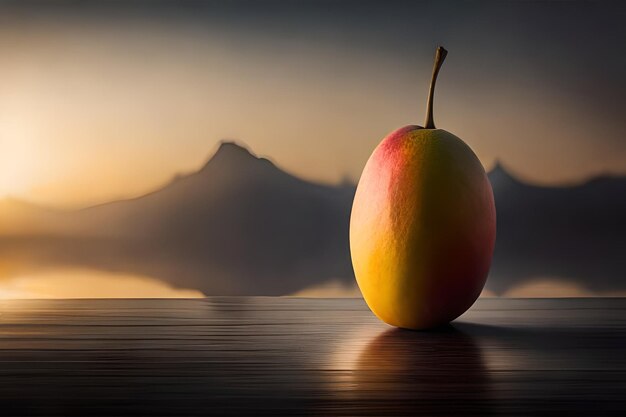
[424,46,447,129]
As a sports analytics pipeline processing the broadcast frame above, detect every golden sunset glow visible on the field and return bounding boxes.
[503,279,626,298]
[0,268,204,299]
[289,281,362,298]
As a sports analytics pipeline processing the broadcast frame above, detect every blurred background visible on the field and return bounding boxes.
[0,0,624,298]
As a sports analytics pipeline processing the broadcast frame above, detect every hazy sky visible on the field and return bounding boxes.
[1,0,624,207]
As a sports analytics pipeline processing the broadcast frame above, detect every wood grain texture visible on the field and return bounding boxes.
[0,298,624,416]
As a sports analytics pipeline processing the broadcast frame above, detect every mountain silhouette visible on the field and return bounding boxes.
[0,142,624,295]
[0,141,355,295]
[487,161,626,294]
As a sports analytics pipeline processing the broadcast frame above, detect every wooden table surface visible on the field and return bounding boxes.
[0,297,624,416]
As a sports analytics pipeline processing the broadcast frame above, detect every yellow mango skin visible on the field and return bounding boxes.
[350,126,496,330]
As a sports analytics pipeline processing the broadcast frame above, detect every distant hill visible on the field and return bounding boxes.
[488,162,626,294]
[0,142,355,295]
[0,142,624,295]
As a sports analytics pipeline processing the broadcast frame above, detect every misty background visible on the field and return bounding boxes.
[0,0,624,297]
